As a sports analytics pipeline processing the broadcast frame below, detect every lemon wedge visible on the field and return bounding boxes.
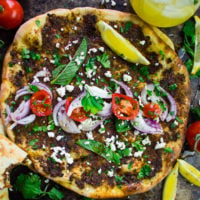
[130,0,200,28]
[162,162,179,200]
[96,21,150,65]
[192,15,200,75]
[178,159,200,187]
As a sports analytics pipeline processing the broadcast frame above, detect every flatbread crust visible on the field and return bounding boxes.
[0,8,190,199]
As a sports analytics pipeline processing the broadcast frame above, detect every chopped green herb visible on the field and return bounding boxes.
[8,62,13,67]
[118,148,131,157]
[139,66,149,78]
[24,95,31,101]
[51,37,88,85]
[191,106,200,119]
[32,125,48,132]
[35,20,40,27]
[29,139,38,149]
[96,52,111,68]
[170,122,177,129]
[115,119,132,133]
[120,26,124,33]
[21,48,31,59]
[0,40,4,49]
[128,161,133,169]
[25,66,32,73]
[30,52,41,61]
[76,139,122,165]
[48,187,64,200]
[124,21,132,33]
[115,175,124,184]
[137,164,152,179]
[159,50,165,60]
[147,90,152,96]
[28,85,39,93]
[85,57,96,72]
[168,84,177,91]
[176,116,183,124]
[163,147,174,153]
[81,91,104,114]
[75,75,82,85]
[132,140,145,151]
[55,34,60,39]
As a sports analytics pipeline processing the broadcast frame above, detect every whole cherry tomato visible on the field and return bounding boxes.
[0,0,24,29]
[186,121,200,153]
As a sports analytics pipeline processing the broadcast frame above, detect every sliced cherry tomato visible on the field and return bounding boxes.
[30,90,52,117]
[186,121,200,153]
[112,93,139,120]
[143,103,161,119]
[65,97,88,122]
[0,0,24,29]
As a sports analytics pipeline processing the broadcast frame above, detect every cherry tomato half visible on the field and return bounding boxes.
[143,103,161,119]
[65,97,88,122]
[112,93,139,120]
[30,90,52,117]
[186,121,200,153]
[0,0,24,29]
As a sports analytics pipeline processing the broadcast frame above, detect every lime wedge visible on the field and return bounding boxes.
[178,159,200,187]
[192,15,200,75]
[96,21,150,65]
[162,162,179,200]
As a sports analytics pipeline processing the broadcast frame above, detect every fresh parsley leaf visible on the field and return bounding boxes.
[168,83,177,91]
[28,84,39,93]
[85,57,96,72]
[14,174,43,199]
[163,147,174,153]
[132,140,145,151]
[115,119,132,133]
[0,40,4,49]
[35,20,40,27]
[30,51,41,61]
[48,187,64,200]
[32,125,48,132]
[29,139,38,149]
[124,21,132,33]
[191,106,200,119]
[128,161,133,169]
[55,34,60,39]
[81,91,104,114]
[76,139,122,165]
[118,148,131,157]
[51,37,88,85]
[24,95,31,101]
[159,50,165,60]
[176,116,183,124]
[137,164,152,179]
[22,48,31,59]
[96,52,110,68]
[115,175,124,183]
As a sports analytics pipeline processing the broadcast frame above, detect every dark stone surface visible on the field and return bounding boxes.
[0,0,199,200]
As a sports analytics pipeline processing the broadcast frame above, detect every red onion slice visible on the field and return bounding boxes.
[86,85,112,99]
[9,114,36,130]
[67,91,86,117]
[15,91,33,101]
[10,100,30,121]
[98,102,112,117]
[131,112,163,134]
[58,107,81,134]
[5,104,11,125]
[32,82,52,98]
[53,100,66,126]
[79,117,106,132]
[159,87,177,122]
[111,79,133,97]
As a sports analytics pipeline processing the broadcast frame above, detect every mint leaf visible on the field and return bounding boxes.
[48,187,64,200]
[76,139,122,165]
[51,37,88,85]
[97,52,110,68]
[14,174,43,199]
[81,91,104,114]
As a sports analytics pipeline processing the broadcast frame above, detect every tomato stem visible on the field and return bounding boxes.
[194,134,200,154]
[0,5,4,12]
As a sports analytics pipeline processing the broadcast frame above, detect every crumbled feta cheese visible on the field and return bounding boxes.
[76,16,81,22]
[44,179,49,183]
[50,59,55,64]
[73,26,77,31]
[116,141,126,150]
[114,24,118,28]
[134,130,139,136]
[60,28,64,31]
[64,43,72,51]
[98,168,102,174]
[174,120,178,126]
[123,74,132,82]
[88,48,98,54]
[86,131,94,140]
[107,170,114,177]
[56,42,60,48]
[111,0,116,6]
[142,136,151,146]
[155,137,166,150]
[155,62,159,66]
[56,86,66,97]
[104,71,112,78]
[123,2,127,6]
[86,69,94,78]
[139,40,146,45]
[57,97,63,102]
[72,40,79,44]
[33,67,51,82]
[134,151,143,157]
[56,135,64,141]
[48,132,55,138]
[99,47,105,52]
[43,77,50,82]
[66,85,74,92]
[65,152,74,164]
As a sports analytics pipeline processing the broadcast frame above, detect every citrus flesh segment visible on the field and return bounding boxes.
[130,0,200,27]
[96,21,150,65]
[178,159,200,187]
[192,15,200,75]
[162,162,179,200]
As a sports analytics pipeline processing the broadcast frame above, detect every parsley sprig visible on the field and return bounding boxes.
[14,173,64,200]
